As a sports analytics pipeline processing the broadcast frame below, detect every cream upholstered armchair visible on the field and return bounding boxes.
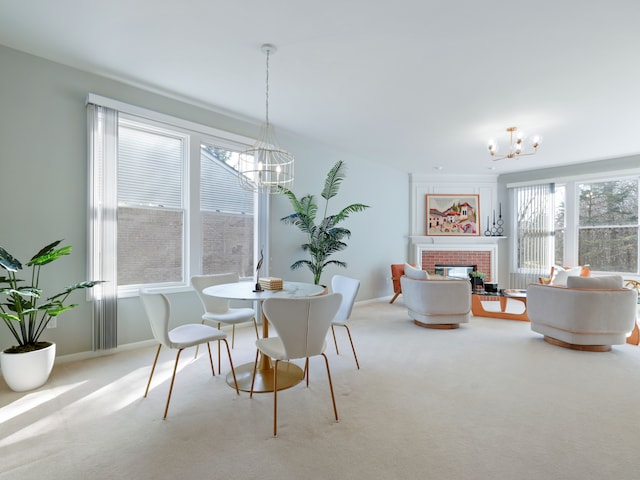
[400,266,471,329]
[527,275,637,352]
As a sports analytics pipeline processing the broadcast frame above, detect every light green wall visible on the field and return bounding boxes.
[3,44,638,358]
[0,44,408,356]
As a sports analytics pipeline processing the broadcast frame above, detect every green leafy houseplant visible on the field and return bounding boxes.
[279,160,370,285]
[469,271,486,292]
[0,240,101,354]
[469,271,486,280]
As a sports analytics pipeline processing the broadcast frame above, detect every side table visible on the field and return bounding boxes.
[471,290,529,322]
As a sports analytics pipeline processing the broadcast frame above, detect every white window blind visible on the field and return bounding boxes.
[118,120,184,209]
[200,145,255,277]
[200,146,254,215]
[509,183,555,288]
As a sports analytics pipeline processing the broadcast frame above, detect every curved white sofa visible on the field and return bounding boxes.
[527,275,637,351]
[400,276,471,329]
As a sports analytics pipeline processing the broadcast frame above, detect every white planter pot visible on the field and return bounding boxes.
[0,342,56,392]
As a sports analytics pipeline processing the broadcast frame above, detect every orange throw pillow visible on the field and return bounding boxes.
[547,265,591,286]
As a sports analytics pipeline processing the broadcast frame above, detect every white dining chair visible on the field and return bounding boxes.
[140,291,239,419]
[191,273,258,371]
[249,293,343,437]
[330,275,361,369]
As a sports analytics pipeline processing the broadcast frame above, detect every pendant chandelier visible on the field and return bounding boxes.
[238,44,294,193]
[488,126,541,161]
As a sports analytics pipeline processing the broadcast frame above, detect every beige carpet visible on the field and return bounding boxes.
[2,299,640,480]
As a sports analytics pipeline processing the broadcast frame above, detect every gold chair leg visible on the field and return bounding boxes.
[331,324,340,355]
[322,353,339,423]
[343,325,360,369]
[206,342,215,376]
[144,344,162,397]
[389,292,400,304]
[253,317,260,339]
[222,338,239,394]
[249,349,260,398]
[163,348,184,419]
[273,359,279,437]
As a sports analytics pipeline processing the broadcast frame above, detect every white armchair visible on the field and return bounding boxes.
[400,276,471,329]
[527,275,637,352]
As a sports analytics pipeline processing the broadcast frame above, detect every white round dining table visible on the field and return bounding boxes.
[203,281,326,392]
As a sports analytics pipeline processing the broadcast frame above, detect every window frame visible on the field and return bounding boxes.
[573,176,639,274]
[508,170,640,284]
[87,94,259,298]
[558,174,640,275]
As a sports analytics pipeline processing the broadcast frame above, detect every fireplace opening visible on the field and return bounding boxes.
[435,264,476,280]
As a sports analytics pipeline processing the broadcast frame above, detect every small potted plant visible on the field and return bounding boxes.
[0,240,101,391]
[469,271,486,292]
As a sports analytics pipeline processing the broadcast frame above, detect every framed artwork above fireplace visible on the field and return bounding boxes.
[426,194,480,236]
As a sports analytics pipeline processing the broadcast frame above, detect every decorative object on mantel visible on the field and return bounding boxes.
[484,203,504,236]
[237,43,294,194]
[488,126,542,161]
[426,194,479,236]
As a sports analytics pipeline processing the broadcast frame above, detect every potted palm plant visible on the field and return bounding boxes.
[0,240,101,391]
[279,160,370,285]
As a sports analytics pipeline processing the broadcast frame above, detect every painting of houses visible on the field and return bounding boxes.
[426,194,480,236]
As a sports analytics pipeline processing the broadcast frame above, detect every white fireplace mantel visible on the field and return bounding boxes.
[409,235,505,245]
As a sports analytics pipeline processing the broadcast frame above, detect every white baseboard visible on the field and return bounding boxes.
[2,301,390,378]
[53,339,158,366]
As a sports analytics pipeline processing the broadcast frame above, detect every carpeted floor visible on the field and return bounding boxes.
[2,299,640,480]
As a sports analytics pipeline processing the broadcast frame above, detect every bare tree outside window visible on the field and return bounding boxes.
[578,180,638,272]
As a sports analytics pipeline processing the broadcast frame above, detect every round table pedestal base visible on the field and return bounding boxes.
[226,361,304,393]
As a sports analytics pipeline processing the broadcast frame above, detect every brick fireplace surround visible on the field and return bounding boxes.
[422,251,492,282]
[410,237,500,284]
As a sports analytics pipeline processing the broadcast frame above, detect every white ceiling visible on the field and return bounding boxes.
[2,0,640,175]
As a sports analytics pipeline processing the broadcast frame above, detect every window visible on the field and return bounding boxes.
[510,174,639,293]
[88,95,257,299]
[115,117,256,294]
[508,183,555,288]
[117,119,187,286]
[577,179,639,273]
[200,144,255,277]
